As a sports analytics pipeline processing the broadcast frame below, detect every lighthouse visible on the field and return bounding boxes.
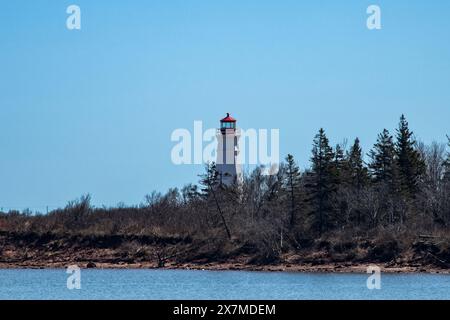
[216,113,243,186]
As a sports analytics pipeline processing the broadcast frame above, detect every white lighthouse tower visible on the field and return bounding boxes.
[216,113,242,186]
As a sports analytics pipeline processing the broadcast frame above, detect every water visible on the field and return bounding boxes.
[0,269,449,300]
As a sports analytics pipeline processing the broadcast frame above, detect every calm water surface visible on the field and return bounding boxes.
[0,269,449,300]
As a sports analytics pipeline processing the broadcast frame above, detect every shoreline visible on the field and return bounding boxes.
[0,261,448,274]
[1,231,449,274]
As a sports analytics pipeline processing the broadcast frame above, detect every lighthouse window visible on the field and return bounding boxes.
[221,122,235,129]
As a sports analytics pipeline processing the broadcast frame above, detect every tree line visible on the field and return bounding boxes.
[1,115,449,262]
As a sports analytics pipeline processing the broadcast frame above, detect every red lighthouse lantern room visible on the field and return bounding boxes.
[220,113,237,130]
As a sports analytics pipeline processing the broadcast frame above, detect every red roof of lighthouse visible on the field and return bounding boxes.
[220,113,236,122]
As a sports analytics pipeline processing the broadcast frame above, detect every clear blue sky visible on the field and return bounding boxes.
[1,0,449,210]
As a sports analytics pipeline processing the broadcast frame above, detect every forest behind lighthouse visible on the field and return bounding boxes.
[0,114,449,272]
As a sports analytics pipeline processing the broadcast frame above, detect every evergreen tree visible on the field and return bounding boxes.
[307,128,336,235]
[345,138,370,225]
[395,114,425,196]
[198,162,231,239]
[348,138,369,189]
[284,154,301,228]
[332,142,354,226]
[199,162,219,198]
[333,143,346,185]
[368,129,402,224]
[368,129,398,188]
